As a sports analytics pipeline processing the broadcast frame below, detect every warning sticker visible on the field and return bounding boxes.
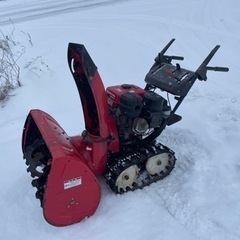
[64,177,82,190]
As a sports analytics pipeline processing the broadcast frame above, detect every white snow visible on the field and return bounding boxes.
[0,0,240,239]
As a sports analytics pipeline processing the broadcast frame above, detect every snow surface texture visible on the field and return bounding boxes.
[0,0,239,239]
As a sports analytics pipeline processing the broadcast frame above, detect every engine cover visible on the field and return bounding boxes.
[106,84,146,108]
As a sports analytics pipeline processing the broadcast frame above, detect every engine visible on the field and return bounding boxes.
[106,84,171,145]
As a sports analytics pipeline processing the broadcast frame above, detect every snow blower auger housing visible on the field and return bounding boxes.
[22,39,228,226]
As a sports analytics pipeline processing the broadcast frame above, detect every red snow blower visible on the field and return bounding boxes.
[22,39,228,226]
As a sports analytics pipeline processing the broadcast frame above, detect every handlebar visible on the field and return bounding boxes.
[155,39,184,64]
[153,39,229,82]
[195,45,229,80]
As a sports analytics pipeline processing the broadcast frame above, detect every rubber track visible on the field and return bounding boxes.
[105,142,176,194]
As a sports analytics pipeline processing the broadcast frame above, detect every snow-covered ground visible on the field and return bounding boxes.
[0,0,240,239]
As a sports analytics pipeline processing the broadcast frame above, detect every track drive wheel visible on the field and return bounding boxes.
[115,165,140,192]
[145,152,173,176]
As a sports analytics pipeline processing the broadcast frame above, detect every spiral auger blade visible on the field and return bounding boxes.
[23,137,52,207]
[25,138,51,177]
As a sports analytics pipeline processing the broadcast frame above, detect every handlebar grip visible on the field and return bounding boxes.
[206,66,229,72]
[170,55,184,61]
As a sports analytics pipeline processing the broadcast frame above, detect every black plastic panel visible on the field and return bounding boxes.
[145,64,195,96]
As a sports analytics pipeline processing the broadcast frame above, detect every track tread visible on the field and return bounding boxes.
[105,142,176,194]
